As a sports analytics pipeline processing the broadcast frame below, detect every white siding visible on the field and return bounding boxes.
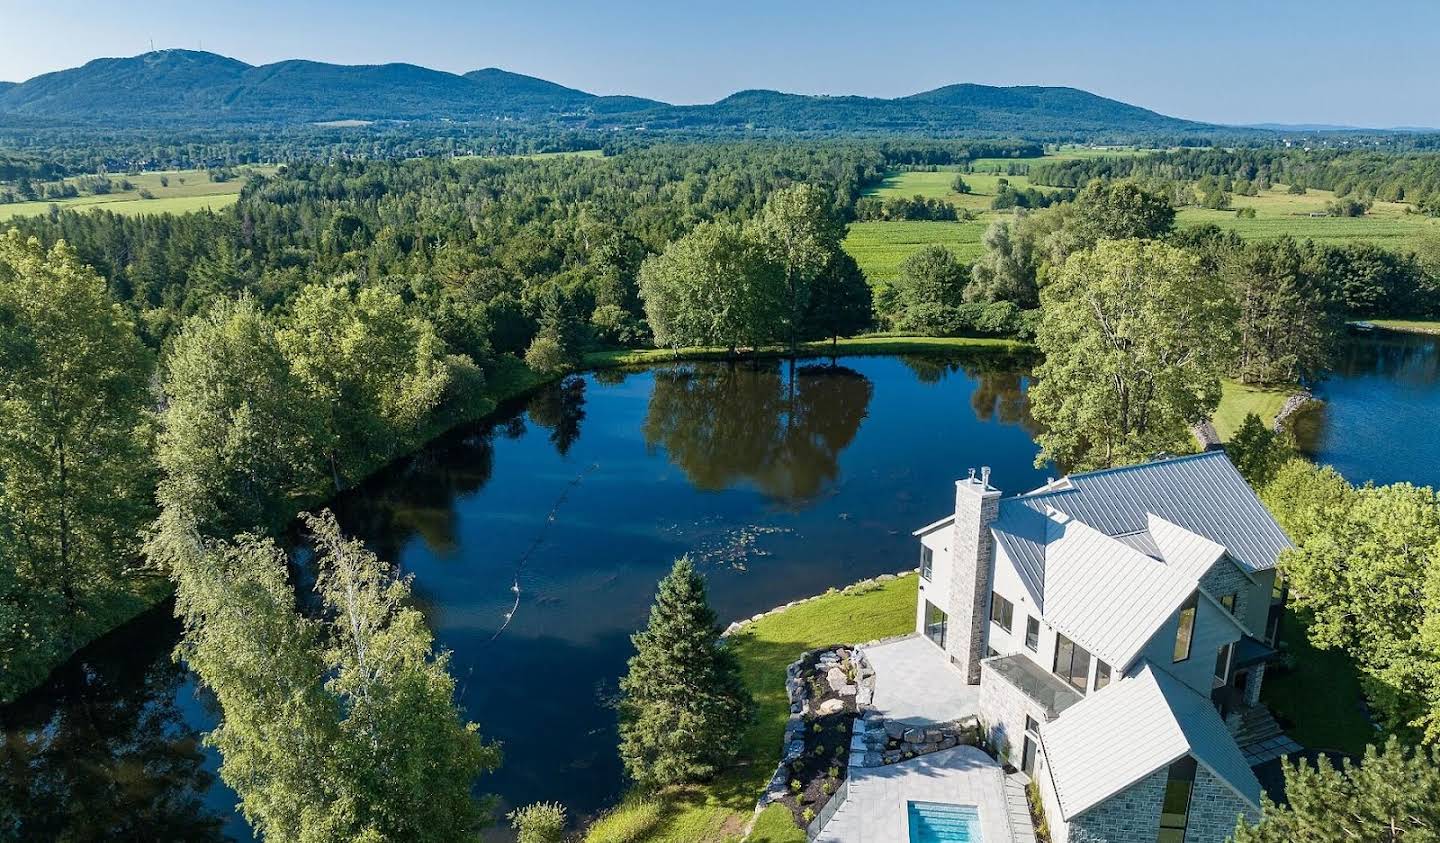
[915,530,954,635]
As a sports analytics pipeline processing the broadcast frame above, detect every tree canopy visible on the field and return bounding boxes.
[1029,238,1234,470]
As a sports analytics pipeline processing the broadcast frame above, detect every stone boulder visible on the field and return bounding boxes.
[817,698,846,715]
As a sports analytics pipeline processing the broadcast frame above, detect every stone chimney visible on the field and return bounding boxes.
[949,466,1002,683]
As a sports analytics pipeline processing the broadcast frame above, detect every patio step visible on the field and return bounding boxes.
[1230,706,1285,746]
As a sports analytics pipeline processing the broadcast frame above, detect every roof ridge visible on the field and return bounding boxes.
[1057,451,1228,484]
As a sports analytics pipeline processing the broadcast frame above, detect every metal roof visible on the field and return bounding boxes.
[1018,451,1292,574]
[1040,513,1198,669]
[1042,662,1263,819]
[992,501,1049,609]
[1147,513,1227,581]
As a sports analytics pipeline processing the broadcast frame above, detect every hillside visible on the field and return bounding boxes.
[0,49,1215,138]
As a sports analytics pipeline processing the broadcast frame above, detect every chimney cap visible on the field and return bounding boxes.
[980,466,991,486]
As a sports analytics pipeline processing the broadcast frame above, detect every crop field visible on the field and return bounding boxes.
[843,219,987,281]
[0,165,277,220]
[1176,184,1438,251]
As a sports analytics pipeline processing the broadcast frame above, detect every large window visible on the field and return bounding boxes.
[1025,616,1040,652]
[1173,592,1198,663]
[1214,642,1232,683]
[1052,633,1092,694]
[924,601,947,649]
[920,545,934,580]
[990,592,1014,632]
[1158,756,1198,843]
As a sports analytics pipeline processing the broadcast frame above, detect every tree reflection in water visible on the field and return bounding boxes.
[898,353,1039,435]
[0,603,224,842]
[641,361,874,503]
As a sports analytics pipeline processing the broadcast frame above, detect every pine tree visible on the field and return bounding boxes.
[1233,737,1440,842]
[618,557,754,789]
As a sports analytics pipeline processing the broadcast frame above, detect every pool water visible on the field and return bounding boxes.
[908,801,981,842]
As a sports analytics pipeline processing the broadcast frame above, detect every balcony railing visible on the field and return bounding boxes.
[985,653,1083,719]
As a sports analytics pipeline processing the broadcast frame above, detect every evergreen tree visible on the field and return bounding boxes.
[1233,737,1440,842]
[618,557,753,789]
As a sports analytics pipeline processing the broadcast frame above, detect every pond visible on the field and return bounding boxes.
[4,332,1436,840]
[0,351,1046,840]
[1294,330,1440,488]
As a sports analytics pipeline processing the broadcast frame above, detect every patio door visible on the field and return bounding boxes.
[924,601,947,649]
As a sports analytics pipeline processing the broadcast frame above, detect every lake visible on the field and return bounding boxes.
[2,333,1435,840]
[1295,330,1440,488]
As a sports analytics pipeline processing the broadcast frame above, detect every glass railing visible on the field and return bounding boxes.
[987,653,1083,718]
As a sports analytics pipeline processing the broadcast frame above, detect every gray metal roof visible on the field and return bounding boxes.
[1042,661,1263,819]
[1017,451,1291,574]
[991,501,1049,608]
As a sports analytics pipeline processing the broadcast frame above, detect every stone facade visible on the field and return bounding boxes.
[1065,761,1259,843]
[1198,556,1253,635]
[1067,766,1166,843]
[1242,663,1266,707]
[978,659,1053,768]
[1186,765,1260,841]
[949,471,1001,683]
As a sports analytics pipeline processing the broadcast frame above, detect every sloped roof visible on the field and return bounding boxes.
[1147,513,1228,581]
[992,500,1049,607]
[1040,513,1198,669]
[1042,662,1262,820]
[1018,452,1291,574]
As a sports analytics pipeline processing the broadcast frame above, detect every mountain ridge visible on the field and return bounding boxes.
[0,49,1220,137]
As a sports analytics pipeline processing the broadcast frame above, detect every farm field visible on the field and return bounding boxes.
[0,165,277,220]
[1176,184,1438,251]
[843,219,987,282]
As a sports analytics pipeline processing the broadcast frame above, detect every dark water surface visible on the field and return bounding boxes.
[2,353,1046,840]
[1295,331,1440,487]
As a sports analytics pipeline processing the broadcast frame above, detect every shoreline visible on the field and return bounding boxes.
[8,336,1020,705]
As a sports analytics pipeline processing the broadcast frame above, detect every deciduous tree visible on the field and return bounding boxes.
[1029,238,1234,470]
[0,231,152,671]
[753,184,846,354]
[638,221,784,353]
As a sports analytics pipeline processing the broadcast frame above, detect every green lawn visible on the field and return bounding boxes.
[0,165,276,220]
[1372,318,1440,335]
[1261,607,1377,756]
[1212,379,1298,440]
[584,575,919,843]
[843,220,987,282]
[583,334,1029,369]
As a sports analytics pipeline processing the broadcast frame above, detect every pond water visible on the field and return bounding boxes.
[1295,330,1440,488]
[1,352,1046,840]
[4,333,1436,840]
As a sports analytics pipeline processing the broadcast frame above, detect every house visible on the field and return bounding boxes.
[912,451,1291,843]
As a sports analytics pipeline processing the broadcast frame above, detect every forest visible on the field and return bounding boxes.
[6,131,1440,841]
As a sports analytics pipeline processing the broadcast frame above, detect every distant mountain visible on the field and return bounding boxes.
[0,49,1218,138]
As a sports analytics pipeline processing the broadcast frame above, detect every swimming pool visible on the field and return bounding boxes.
[907,801,982,842]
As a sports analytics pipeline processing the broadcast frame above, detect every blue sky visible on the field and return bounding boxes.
[2,0,1437,127]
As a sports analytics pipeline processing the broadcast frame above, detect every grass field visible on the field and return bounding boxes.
[843,219,988,282]
[584,575,919,843]
[1213,379,1297,440]
[0,165,277,220]
[1176,184,1438,252]
[1372,318,1440,335]
[584,334,1028,369]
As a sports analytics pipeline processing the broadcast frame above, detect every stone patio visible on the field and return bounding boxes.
[816,745,1019,842]
[862,634,980,726]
